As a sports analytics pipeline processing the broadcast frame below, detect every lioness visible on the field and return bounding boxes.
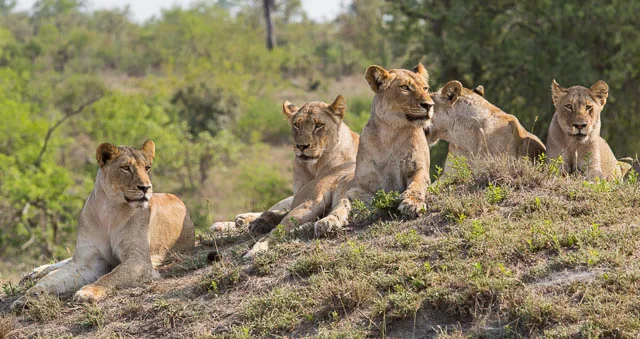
[12,140,194,308]
[428,81,546,171]
[245,95,359,257]
[347,64,433,217]
[547,79,622,179]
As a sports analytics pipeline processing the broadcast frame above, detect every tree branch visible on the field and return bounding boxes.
[34,96,103,168]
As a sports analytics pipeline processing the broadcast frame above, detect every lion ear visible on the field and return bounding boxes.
[413,63,430,83]
[328,95,346,120]
[590,80,609,107]
[282,101,298,122]
[551,79,567,107]
[473,85,485,97]
[141,139,155,162]
[365,65,392,92]
[96,143,120,167]
[441,81,463,104]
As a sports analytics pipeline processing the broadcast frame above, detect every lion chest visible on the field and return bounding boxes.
[104,211,150,266]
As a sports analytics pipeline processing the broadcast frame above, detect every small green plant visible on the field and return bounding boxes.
[394,229,420,249]
[469,220,486,241]
[209,281,219,294]
[486,183,506,204]
[1,282,21,297]
[371,190,401,212]
[582,177,613,192]
[449,155,472,183]
[253,251,280,275]
[349,199,371,221]
[626,169,638,185]
[272,224,288,240]
[81,305,106,329]
[548,156,564,176]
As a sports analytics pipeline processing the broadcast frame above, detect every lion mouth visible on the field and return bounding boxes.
[406,114,430,122]
[297,155,320,161]
[125,196,149,203]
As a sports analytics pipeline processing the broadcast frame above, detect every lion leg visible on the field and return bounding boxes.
[11,254,109,310]
[582,150,603,179]
[314,197,351,237]
[399,171,429,218]
[248,209,289,234]
[74,259,153,304]
[19,258,72,285]
[244,198,327,259]
[210,196,293,232]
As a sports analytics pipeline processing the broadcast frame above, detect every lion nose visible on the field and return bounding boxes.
[296,144,310,151]
[137,184,151,193]
[573,123,587,130]
[419,101,433,111]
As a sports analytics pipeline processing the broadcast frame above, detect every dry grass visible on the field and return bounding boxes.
[1,156,640,337]
[0,314,16,339]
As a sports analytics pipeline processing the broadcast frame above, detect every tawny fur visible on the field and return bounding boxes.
[428,81,546,172]
[12,140,194,308]
[546,79,622,180]
[245,95,359,257]
[348,64,434,218]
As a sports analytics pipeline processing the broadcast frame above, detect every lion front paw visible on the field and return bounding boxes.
[74,284,108,304]
[210,221,236,232]
[248,212,282,234]
[242,236,271,261]
[235,213,261,227]
[398,194,426,218]
[314,215,342,237]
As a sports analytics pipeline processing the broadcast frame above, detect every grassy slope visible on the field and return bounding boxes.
[1,157,640,338]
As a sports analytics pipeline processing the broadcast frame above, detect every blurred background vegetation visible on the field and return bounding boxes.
[1,0,639,278]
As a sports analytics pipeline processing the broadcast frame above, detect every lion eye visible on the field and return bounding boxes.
[586,105,593,111]
[400,85,411,92]
[145,166,151,172]
[564,104,573,111]
[423,86,429,92]
[120,166,131,173]
[315,123,325,130]
[293,123,300,129]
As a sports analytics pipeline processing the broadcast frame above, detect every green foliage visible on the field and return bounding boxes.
[485,183,506,204]
[343,96,371,133]
[371,190,401,212]
[394,230,420,249]
[237,159,291,211]
[171,81,240,138]
[235,98,291,143]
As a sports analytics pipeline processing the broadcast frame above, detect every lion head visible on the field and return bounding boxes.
[429,80,486,138]
[364,63,434,126]
[282,95,347,165]
[95,140,155,208]
[551,79,608,143]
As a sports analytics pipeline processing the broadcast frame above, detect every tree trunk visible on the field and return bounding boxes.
[263,0,276,50]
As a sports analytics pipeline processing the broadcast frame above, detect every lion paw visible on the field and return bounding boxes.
[210,221,236,232]
[235,213,261,227]
[10,296,26,311]
[74,284,108,304]
[11,285,51,311]
[242,237,271,260]
[248,212,282,234]
[314,215,341,237]
[398,195,426,218]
